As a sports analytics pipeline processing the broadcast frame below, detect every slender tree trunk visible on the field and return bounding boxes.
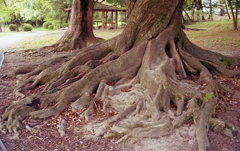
[225,0,231,19]
[228,0,238,30]
[0,25,2,32]
[183,9,193,23]
[208,0,213,20]
[194,0,204,21]
[236,0,239,29]
[3,0,7,7]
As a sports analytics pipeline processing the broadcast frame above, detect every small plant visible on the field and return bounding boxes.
[9,24,16,31]
[48,25,54,30]
[204,92,214,102]
[220,58,233,67]
[23,24,33,31]
[43,22,52,29]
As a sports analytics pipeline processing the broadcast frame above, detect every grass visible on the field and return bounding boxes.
[17,29,123,50]
[18,32,65,50]
[185,17,240,56]
[186,18,240,31]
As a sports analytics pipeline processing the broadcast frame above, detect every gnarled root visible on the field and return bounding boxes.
[0,28,239,151]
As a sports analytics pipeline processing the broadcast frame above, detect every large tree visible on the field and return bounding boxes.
[1,0,240,151]
[40,0,103,51]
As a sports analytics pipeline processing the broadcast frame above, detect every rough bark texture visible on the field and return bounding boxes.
[39,0,103,52]
[1,0,240,151]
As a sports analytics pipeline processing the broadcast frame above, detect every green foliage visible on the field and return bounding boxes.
[48,25,54,30]
[43,22,52,29]
[23,23,33,31]
[204,92,214,101]
[184,0,194,10]
[61,22,69,28]
[9,24,16,31]
[220,58,233,67]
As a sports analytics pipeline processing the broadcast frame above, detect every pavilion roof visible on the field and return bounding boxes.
[94,2,125,11]
[64,2,125,12]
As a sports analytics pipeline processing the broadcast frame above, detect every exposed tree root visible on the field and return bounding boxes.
[1,27,240,151]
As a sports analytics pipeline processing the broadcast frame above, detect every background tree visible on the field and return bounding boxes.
[194,0,205,21]
[227,0,239,30]
[37,0,103,52]
[0,0,22,32]
[19,0,72,28]
[1,1,240,151]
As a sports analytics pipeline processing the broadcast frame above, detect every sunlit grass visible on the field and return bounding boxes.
[17,29,123,50]
[186,18,240,31]
[18,32,64,50]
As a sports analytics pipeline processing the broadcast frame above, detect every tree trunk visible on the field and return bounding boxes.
[228,0,238,30]
[0,25,2,32]
[194,0,204,21]
[1,0,240,151]
[183,9,193,24]
[236,0,239,29]
[225,0,231,19]
[208,0,213,20]
[41,0,103,51]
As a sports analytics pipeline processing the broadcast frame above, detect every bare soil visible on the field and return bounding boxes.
[0,31,240,150]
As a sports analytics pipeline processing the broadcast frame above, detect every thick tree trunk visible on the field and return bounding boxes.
[41,0,103,51]
[1,0,240,151]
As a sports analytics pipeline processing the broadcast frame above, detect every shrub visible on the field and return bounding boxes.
[48,25,54,30]
[43,22,52,29]
[9,24,16,31]
[23,24,33,31]
[61,23,69,28]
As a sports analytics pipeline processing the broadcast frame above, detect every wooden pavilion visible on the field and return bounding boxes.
[64,3,126,30]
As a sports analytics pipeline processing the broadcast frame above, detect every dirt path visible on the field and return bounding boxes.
[0,31,47,52]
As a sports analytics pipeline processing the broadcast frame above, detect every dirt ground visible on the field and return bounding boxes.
[0,43,240,150]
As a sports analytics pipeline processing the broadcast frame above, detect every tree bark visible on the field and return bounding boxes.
[42,0,103,51]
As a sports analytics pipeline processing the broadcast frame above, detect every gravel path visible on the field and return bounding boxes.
[0,31,48,67]
[0,31,47,52]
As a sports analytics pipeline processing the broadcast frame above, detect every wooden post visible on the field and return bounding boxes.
[111,11,114,28]
[105,11,108,29]
[115,11,118,29]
